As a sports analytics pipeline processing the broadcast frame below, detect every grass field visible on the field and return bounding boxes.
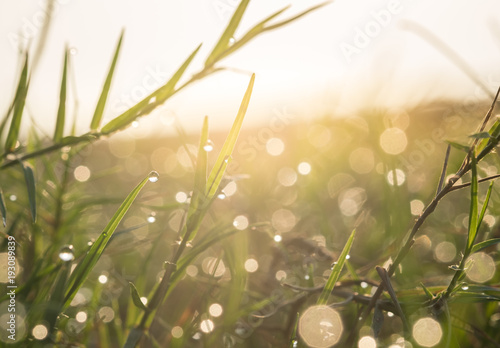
[1,2,500,347]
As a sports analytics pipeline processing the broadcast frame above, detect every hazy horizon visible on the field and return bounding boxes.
[1,0,500,136]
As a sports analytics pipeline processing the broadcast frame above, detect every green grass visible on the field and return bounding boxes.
[1,3,500,348]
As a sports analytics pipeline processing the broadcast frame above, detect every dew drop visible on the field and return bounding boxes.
[274,235,283,242]
[148,171,160,183]
[217,193,226,200]
[69,47,78,55]
[203,140,214,152]
[229,37,236,44]
[461,285,469,291]
[59,245,75,262]
[9,195,17,202]
[132,121,140,128]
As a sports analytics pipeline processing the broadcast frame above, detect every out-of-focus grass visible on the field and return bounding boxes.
[12,98,492,347]
[1,2,500,347]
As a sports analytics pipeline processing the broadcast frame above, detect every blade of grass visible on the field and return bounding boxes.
[21,162,36,223]
[63,173,153,307]
[376,266,410,335]
[317,229,355,305]
[466,155,479,250]
[5,53,29,152]
[129,282,148,311]
[205,0,250,67]
[206,74,254,199]
[181,116,209,240]
[476,181,493,233]
[100,44,201,134]
[53,48,68,142]
[0,190,6,226]
[90,30,124,131]
[212,3,330,65]
[471,238,500,253]
[436,144,451,195]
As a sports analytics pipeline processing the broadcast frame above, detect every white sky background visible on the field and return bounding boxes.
[1,0,500,136]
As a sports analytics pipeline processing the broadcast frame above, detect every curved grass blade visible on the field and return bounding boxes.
[206,74,254,199]
[53,48,68,142]
[471,238,500,253]
[5,53,29,152]
[63,173,152,308]
[129,282,148,311]
[205,0,250,68]
[0,190,6,226]
[216,2,330,64]
[91,30,124,131]
[101,44,201,134]
[21,162,36,223]
[317,229,355,305]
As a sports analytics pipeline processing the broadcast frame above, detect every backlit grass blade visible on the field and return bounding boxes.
[100,44,201,134]
[213,6,289,63]
[217,2,330,63]
[63,173,153,307]
[476,181,493,233]
[21,162,36,223]
[53,48,68,142]
[205,0,250,68]
[317,229,355,305]
[129,282,148,311]
[0,190,6,226]
[206,74,254,199]
[5,53,29,152]
[181,116,209,240]
[471,238,500,253]
[466,155,478,250]
[91,30,124,131]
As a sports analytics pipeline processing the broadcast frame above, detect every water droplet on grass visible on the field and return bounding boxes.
[203,140,214,152]
[59,245,75,262]
[148,171,159,183]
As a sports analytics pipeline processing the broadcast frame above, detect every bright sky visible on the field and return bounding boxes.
[1,0,500,136]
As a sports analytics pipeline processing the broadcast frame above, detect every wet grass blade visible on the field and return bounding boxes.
[466,155,478,250]
[5,53,29,152]
[91,30,124,131]
[100,44,201,134]
[21,162,36,223]
[317,229,355,305]
[53,48,68,142]
[63,173,152,308]
[0,190,6,226]
[206,74,254,199]
[205,0,250,67]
